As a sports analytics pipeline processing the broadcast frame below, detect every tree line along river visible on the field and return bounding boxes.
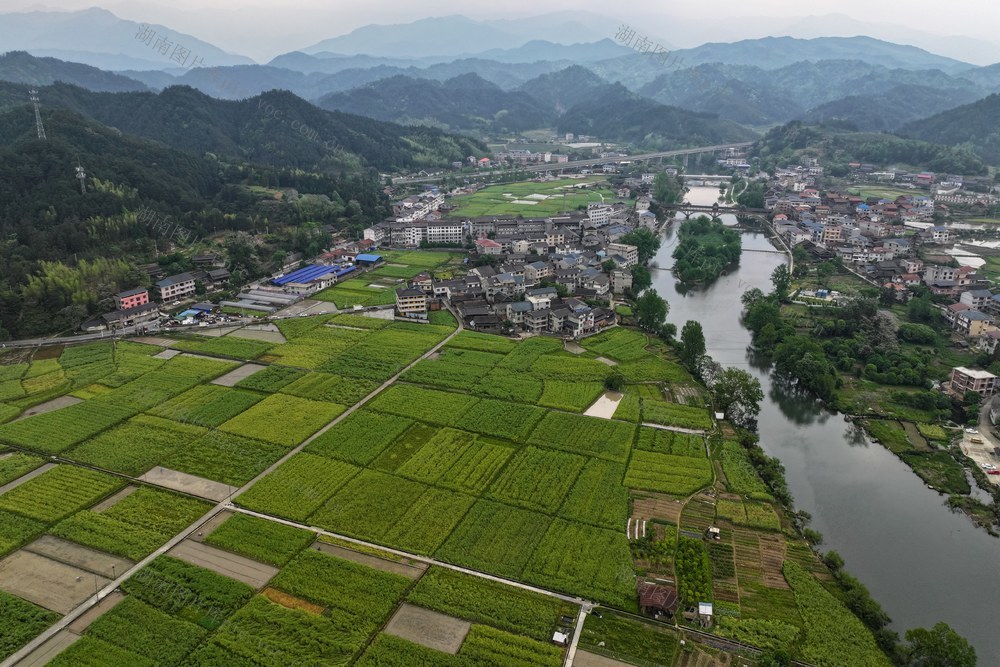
[654,187,1000,662]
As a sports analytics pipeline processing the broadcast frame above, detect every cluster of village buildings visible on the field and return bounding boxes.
[764,167,1000,398]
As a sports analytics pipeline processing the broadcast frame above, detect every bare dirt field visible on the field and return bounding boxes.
[383,603,471,654]
[168,540,278,589]
[14,396,81,421]
[574,651,635,667]
[584,392,623,419]
[141,466,233,501]
[0,550,109,613]
[23,536,133,579]
[632,492,685,525]
[211,362,267,387]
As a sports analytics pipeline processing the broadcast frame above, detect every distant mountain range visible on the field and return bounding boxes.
[0,51,148,93]
[298,13,615,59]
[316,69,756,148]
[0,7,253,70]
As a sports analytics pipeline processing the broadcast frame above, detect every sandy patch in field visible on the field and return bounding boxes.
[384,603,471,654]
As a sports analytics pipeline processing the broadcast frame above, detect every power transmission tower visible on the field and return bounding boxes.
[28,89,46,140]
[75,160,87,194]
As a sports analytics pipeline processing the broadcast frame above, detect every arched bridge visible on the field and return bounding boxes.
[663,202,770,220]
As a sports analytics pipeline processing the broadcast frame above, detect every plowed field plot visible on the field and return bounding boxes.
[631,493,685,525]
[384,603,471,654]
[680,493,718,534]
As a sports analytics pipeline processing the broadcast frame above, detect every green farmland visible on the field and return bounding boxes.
[451,176,617,216]
[0,317,894,665]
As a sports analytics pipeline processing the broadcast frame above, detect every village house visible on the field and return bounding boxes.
[950,367,998,397]
[155,273,196,301]
[114,287,149,310]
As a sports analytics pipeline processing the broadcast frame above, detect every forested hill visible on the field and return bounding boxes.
[556,83,758,149]
[0,99,395,338]
[0,50,148,92]
[898,94,1000,166]
[751,121,988,175]
[316,73,553,132]
[0,81,485,174]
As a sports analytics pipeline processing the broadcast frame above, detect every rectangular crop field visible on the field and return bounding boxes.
[149,385,264,427]
[558,459,628,530]
[0,465,123,522]
[204,513,315,567]
[641,399,713,430]
[436,499,551,578]
[52,487,210,560]
[163,431,286,486]
[311,470,474,554]
[305,409,414,465]
[0,401,134,454]
[538,380,605,412]
[488,447,585,513]
[219,394,344,446]
[68,414,206,476]
[406,567,576,642]
[529,411,636,462]
[523,519,635,607]
[580,328,649,362]
[236,453,359,522]
[625,449,713,496]
[455,398,546,441]
[367,385,478,425]
[279,372,379,406]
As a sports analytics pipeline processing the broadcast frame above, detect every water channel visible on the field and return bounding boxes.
[652,186,1000,661]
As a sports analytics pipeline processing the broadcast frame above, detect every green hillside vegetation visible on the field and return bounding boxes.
[899,93,1000,166]
[753,121,987,174]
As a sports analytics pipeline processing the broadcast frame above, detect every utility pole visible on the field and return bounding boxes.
[28,90,46,140]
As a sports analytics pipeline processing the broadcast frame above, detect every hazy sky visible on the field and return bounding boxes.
[6,0,1000,63]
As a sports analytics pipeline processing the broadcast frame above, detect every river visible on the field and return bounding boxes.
[652,187,1000,662]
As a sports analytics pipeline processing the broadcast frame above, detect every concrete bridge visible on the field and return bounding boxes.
[663,202,769,220]
[395,142,754,184]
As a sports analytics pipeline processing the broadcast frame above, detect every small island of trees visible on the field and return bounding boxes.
[672,216,742,283]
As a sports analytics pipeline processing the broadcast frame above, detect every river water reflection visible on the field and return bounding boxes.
[651,187,1000,661]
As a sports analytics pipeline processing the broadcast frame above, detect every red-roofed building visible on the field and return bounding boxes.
[638,581,678,618]
[475,238,502,255]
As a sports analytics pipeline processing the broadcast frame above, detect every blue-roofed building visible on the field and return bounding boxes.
[271,264,341,294]
[356,253,383,266]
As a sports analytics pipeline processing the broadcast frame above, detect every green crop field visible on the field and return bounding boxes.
[236,452,360,522]
[625,449,714,496]
[0,313,893,666]
[312,470,475,554]
[0,465,123,522]
[529,411,636,462]
[219,393,344,446]
[68,414,206,476]
[52,487,210,560]
[450,177,615,217]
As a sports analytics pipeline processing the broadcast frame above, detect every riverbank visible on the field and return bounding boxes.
[655,186,1000,662]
